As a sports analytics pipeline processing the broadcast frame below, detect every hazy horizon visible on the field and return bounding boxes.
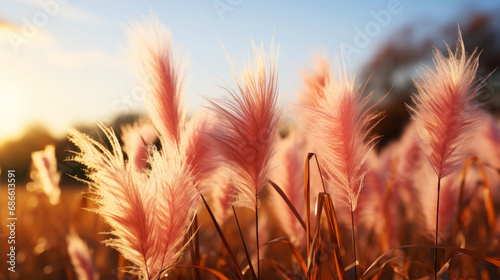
[1,0,499,143]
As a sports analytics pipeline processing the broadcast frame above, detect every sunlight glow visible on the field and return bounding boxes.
[0,84,23,141]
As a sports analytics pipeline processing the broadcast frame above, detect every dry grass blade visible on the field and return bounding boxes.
[306,193,324,279]
[452,157,476,246]
[321,193,347,280]
[454,157,497,239]
[304,153,327,265]
[262,237,307,276]
[368,256,408,280]
[232,206,258,280]
[436,253,462,280]
[306,193,347,280]
[362,244,500,279]
[268,180,307,231]
[457,158,475,218]
[262,258,293,280]
[476,159,497,237]
[305,153,313,261]
[200,194,245,280]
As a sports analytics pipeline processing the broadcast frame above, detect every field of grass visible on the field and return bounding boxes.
[3,14,500,280]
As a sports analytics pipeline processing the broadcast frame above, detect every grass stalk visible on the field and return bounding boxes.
[200,194,245,280]
[350,210,357,280]
[188,215,201,280]
[256,203,260,280]
[434,176,442,280]
[268,179,307,231]
[232,206,257,280]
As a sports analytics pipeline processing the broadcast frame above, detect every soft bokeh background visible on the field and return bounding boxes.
[0,0,497,184]
[1,1,500,279]
[1,0,500,179]
[0,0,499,137]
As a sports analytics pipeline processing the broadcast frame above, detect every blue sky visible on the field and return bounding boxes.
[0,0,498,141]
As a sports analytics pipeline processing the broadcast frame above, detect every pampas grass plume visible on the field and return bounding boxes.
[121,119,157,171]
[408,31,486,279]
[66,230,98,280]
[305,67,381,212]
[207,41,281,210]
[270,131,306,249]
[181,112,219,186]
[127,16,186,146]
[30,145,61,205]
[68,125,198,279]
[299,54,331,108]
[409,31,486,179]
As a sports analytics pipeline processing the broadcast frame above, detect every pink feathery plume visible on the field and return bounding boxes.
[127,16,186,146]
[180,112,219,186]
[148,145,200,278]
[472,114,500,168]
[302,64,381,280]
[409,31,486,180]
[31,145,61,205]
[357,151,399,253]
[68,125,198,279]
[207,42,281,210]
[397,128,424,189]
[68,125,155,278]
[211,180,234,226]
[121,119,157,171]
[303,65,381,280]
[270,132,307,250]
[299,54,331,108]
[408,31,486,277]
[379,125,423,219]
[66,230,98,280]
[305,69,381,212]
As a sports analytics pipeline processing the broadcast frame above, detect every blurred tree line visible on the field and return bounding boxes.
[1,10,499,185]
[362,10,500,147]
[0,114,141,185]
